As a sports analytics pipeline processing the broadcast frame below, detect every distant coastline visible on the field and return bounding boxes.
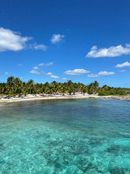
[0,93,130,103]
[0,76,130,103]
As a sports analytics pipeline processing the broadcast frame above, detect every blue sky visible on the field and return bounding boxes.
[0,0,130,87]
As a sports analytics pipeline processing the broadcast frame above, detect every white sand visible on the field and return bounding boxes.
[0,93,129,103]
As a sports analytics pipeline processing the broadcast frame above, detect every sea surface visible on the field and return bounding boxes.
[0,99,130,174]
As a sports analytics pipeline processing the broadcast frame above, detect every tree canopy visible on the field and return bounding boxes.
[0,76,129,96]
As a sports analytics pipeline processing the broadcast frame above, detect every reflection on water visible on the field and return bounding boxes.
[0,99,130,173]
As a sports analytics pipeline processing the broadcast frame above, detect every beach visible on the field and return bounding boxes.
[0,93,130,103]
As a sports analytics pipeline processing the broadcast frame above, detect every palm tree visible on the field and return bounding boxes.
[26,80,35,94]
[88,81,99,94]
[14,77,23,95]
[6,76,15,96]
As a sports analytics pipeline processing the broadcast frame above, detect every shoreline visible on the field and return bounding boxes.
[0,94,130,103]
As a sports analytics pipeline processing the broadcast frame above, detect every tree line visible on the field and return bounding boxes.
[0,76,129,96]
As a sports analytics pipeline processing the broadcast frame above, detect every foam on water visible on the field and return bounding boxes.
[0,99,130,173]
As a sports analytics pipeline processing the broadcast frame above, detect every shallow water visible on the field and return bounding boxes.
[0,99,130,174]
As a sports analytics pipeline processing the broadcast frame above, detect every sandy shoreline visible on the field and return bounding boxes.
[0,94,130,103]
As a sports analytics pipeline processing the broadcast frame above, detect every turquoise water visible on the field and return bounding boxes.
[0,99,130,174]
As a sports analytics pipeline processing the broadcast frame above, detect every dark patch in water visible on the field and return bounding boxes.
[0,143,4,151]
[110,167,125,174]
[106,145,130,154]
[88,138,103,146]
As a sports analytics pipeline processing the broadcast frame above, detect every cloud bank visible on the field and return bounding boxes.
[86,45,130,58]
[64,69,89,75]
[88,71,115,77]
[116,61,130,68]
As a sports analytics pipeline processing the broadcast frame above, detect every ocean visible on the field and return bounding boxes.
[0,99,130,173]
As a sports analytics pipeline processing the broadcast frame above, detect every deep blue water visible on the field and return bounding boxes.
[0,99,130,174]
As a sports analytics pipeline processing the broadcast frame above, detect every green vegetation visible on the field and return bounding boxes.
[0,76,130,97]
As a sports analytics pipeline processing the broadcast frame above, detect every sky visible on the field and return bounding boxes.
[0,0,130,87]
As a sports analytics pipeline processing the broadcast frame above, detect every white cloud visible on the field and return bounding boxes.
[47,72,59,79]
[33,66,39,70]
[38,62,53,67]
[88,74,98,78]
[30,62,53,74]
[51,34,64,44]
[62,77,67,80]
[31,44,47,51]
[0,27,48,52]
[64,69,89,75]
[30,69,41,75]
[98,71,115,76]
[30,66,41,75]
[30,63,59,79]
[116,61,130,68]
[0,27,29,52]
[50,75,59,79]
[47,72,52,76]
[88,71,115,78]
[86,44,130,58]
